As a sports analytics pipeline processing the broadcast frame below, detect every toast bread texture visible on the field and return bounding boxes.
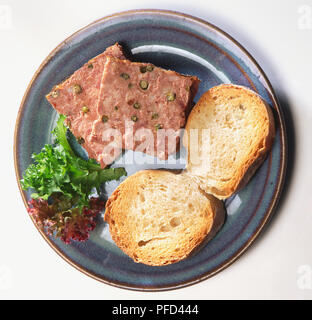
[105,170,225,266]
[183,84,275,199]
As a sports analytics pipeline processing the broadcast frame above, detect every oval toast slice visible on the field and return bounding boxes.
[105,170,225,266]
[183,84,275,199]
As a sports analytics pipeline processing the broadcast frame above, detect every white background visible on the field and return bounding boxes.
[1,0,312,300]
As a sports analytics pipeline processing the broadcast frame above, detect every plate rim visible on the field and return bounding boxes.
[13,9,287,292]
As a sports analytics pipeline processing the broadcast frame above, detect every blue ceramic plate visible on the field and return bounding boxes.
[14,10,287,291]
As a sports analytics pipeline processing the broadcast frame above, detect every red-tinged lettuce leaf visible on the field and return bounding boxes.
[28,196,105,244]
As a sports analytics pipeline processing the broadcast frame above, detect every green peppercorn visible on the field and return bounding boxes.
[166,92,176,101]
[151,113,159,119]
[77,137,85,144]
[133,102,141,109]
[51,90,59,98]
[114,106,119,110]
[139,80,149,90]
[88,64,93,69]
[121,73,130,80]
[140,66,147,73]
[131,115,138,122]
[73,84,82,94]
[146,65,154,72]
[155,124,163,131]
[81,106,89,114]
[128,83,133,89]
[102,115,109,123]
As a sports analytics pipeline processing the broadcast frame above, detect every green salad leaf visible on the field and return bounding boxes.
[21,115,126,209]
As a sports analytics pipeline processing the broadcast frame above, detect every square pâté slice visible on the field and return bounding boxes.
[46,43,126,159]
[89,56,200,167]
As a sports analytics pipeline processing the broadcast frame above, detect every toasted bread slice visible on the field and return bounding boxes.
[183,84,275,199]
[105,170,225,266]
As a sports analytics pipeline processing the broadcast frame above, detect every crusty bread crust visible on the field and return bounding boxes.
[105,170,225,266]
[183,84,275,199]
